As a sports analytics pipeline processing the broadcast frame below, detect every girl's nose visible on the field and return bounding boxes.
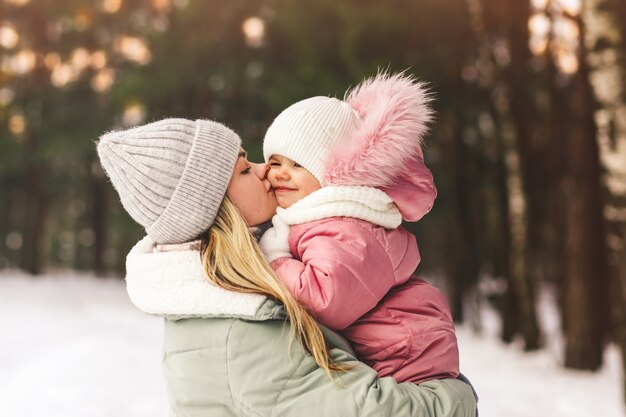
[272,165,289,180]
[253,162,270,179]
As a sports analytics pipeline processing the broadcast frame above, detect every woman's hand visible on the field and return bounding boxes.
[259,215,293,262]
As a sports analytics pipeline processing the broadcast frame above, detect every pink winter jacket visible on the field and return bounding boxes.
[271,216,460,384]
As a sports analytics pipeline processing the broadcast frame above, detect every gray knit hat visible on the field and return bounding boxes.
[97,118,241,244]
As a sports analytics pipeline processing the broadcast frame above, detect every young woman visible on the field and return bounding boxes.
[97,118,477,417]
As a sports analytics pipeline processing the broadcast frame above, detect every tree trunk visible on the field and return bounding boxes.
[502,0,542,351]
[501,124,542,350]
[561,53,608,370]
[17,6,52,275]
[546,56,569,332]
[469,0,541,350]
[438,111,481,323]
[581,0,626,388]
[0,179,13,266]
[487,104,516,339]
[20,164,48,275]
[92,173,107,275]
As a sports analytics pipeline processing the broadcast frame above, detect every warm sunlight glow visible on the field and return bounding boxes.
[91,68,116,92]
[11,49,36,74]
[102,0,122,14]
[8,113,25,135]
[122,103,146,126]
[242,17,265,48]
[556,51,579,74]
[44,52,61,70]
[529,13,551,38]
[0,23,19,49]
[51,64,76,87]
[554,17,580,40]
[90,50,107,70]
[4,0,30,6]
[71,48,91,72]
[531,0,548,10]
[152,0,171,12]
[0,87,15,106]
[528,8,581,73]
[74,12,92,31]
[116,36,151,65]
[555,0,582,16]
[529,36,548,55]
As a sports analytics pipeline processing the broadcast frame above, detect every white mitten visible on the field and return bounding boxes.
[259,214,293,262]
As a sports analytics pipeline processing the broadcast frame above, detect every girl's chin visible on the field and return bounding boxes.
[276,199,294,209]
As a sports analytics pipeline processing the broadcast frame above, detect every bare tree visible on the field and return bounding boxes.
[581,0,626,394]
[467,0,541,349]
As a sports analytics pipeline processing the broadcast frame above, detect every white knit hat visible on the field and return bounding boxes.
[263,96,359,183]
[97,118,241,244]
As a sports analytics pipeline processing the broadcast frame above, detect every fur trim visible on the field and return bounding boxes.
[125,236,269,318]
[324,71,433,187]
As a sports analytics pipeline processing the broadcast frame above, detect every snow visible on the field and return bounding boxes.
[0,272,624,417]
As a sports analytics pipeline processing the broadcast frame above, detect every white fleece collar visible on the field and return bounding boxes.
[125,235,268,319]
[277,185,402,229]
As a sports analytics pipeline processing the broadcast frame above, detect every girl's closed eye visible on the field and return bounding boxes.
[242,166,252,174]
[293,162,302,168]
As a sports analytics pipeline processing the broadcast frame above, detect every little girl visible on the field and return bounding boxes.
[259,72,460,384]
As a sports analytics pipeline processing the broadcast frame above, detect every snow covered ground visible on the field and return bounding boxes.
[1,272,624,417]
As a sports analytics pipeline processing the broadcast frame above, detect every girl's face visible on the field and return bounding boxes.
[267,154,321,208]
[226,149,278,226]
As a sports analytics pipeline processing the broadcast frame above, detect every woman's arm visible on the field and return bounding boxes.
[163,316,475,417]
[227,318,476,417]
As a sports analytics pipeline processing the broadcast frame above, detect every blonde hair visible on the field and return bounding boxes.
[199,196,351,380]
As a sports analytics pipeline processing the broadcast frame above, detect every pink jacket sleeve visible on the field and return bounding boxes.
[270,219,400,330]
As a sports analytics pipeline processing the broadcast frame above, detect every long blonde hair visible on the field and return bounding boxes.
[199,196,351,380]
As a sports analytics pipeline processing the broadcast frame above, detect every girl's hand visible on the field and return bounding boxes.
[259,215,292,262]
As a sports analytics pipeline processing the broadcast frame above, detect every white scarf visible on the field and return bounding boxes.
[125,235,268,318]
[277,185,402,229]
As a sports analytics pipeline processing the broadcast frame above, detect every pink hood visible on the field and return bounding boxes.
[323,72,437,222]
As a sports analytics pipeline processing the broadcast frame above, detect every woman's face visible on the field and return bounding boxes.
[226,149,278,226]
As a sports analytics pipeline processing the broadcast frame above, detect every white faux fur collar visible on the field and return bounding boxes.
[277,185,402,229]
[125,235,270,319]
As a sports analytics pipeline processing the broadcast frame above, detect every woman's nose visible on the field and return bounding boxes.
[253,162,270,179]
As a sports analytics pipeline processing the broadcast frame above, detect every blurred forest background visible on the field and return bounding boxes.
[0,0,625,402]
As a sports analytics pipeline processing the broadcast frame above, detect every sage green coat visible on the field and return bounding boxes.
[126,236,477,417]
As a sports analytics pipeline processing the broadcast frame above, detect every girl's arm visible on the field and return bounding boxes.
[271,219,398,330]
